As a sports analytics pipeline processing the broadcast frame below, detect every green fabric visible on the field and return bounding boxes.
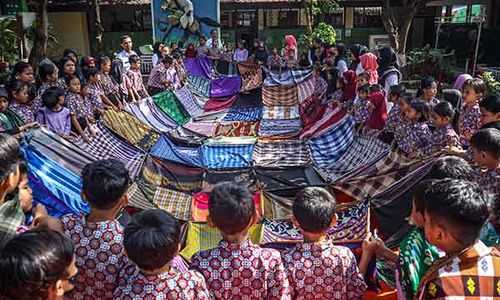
[479,221,499,247]
[0,197,26,236]
[152,90,190,125]
[398,228,441,300]
[0,109,24,133]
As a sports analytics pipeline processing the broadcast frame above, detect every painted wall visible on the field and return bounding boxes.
[47,12,90,57]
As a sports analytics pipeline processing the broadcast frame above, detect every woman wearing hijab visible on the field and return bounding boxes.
[283,35,298,60]
[363,90,388,136]
[378,47,402,94]
[341,70,357,108]
[348,44,368,72]
[452,74,473,91]
[359,52,379,85]
[333,43,348,75]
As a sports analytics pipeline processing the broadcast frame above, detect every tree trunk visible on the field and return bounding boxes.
[28,0,48,69]
[301,0,313,36]
[92,0,105,53]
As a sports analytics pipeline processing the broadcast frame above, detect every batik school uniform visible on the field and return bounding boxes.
[422,97,440,108]
[87,83,104,113]
[458,103,481,148]
[61,214,129,300]
[196,45,210,57]
[314,76,328,99]
[32,81,55,113]
[473,167,499,200]
[147,63,167,96]
[395,121,432,155]
[282,236,366,299]
[353,100,372,125]
[384,106,404,133]
[65,91,93,130]
[124,68,147,100]
[55,77,68,91]
[114,267,211,300]
[420,124,461,155]
[175,60,188,85]
[165,67,181,90]
[416,241,500,300]
[191,239,291,300]
[98,72,122,106]
[9,102,35,123]
[267,55,284,73]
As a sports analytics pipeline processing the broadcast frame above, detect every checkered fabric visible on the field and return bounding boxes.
[74,123,145,180]
[150,134,204,168]
[102,109,159,151]
[215,121,260,137]
[202,168,257,192]
[152,90,190,125]
[259,118,302,137]
[127,182,157,210]
[262,105,300,119]
[222,106,262,122]
[124,98,177,133]
[264,70,295,87]
[297,76,316,104]
[308,116,356,167]
[261,191,294,220]
[128,182,192,221]
[0,196,27,235]
[253,140,311,167]
[187,75,211,98]
[174,86,204,117]
[262,84,299,106]
[182,120,218,137]
[238,64,263,92]
[291,67,313,84]
[202,138,256,169]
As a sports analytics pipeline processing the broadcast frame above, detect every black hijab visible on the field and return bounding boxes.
[348,44,368,71]
[378,47,399,76]
[334,43,348,66]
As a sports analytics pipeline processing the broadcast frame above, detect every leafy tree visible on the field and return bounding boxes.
[28,0,48,69]
[0,18,20,62]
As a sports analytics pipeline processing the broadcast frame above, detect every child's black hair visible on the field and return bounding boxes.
[357,83,370,94]
[0,134,21,182]
[481,120,500,130]
[6,80,27,102]
[399,92,414,104]
[58,57,75,77]
[424,156,474,181]
[479,95,500,113]
[38,63,56,82]
[0,86,7,100]
[11,62,32,79]
[64,74,79,86]
[208,182,255,234]
[293,187,337,233]
[408,99,430,123]
[82,67,98,81]
[42,86,65,110]
[124,209,180,271]
[412,180,433,214]
[199,36,207,42]
[129,54,140,65]
[369,84,383,94]
[81,159,130,210]
[432,101,459,131]
[162,56,174,65]
[324,67,342,95]
[462,78,486,95]
[97,55,111,71]
[357,72,370,82]
[0,229,74,300]
[416,76,436,98]
[389,84,406,97]
[170,42,177,47]
[120,35,131,44]
[423,179,491,245]
[470,128,500,160]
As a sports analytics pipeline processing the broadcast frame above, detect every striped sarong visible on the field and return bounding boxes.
[253,140,311,167]
[297,76,315,104]
[223,106,262,122]
[291,67,313,84]
[262,84,298,106]
[264,70,294,87]
[150,134,204,168]
[152,90,190,125]
[202,138,256,169]
[125,98,177,132]
[174,86,204,117]
[187,75,211,98]
[182,120,218,138]
[259,118,302,137]
[262,105,300,119]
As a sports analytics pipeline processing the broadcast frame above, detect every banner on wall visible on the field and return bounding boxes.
[151,0,220,47]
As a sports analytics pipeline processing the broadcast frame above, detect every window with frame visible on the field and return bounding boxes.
[278,9,299,28]
[322,7,344,27]
[221,10,234,28]
[354,7,382,28]
[236,10,256,28]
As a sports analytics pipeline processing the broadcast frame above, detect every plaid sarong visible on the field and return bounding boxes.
[187,75,211,98]
[182,120,218,137]
[203,168,257,192]
[264,70,295,87]
[166,126,206,145]
[202,138,256,169]
[259,118,302,137]
[174,86,204,117]
[102,109,159,151]
[152,90,190,125]
[124,98,177,132]
[256,166,325,192]
[150,134,204,168]
[238,64,263,91]
[0,198,25,236]
[253,140,311,166]
[291,67,313,84]
[210,76,242,98]
[223,107,262,122]
[180,222,263,259]
[128,182,192,221]
[297,76,315,104]
[74,123,145,180]
[127,182,156,210]
[262,84,298,106]
[308,116,355,167]
[191,191,262,222]
[214,121,260,137]
[140,156,204,193]
[262,105,300,120]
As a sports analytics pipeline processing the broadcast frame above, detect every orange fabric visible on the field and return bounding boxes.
[360,53,379,84]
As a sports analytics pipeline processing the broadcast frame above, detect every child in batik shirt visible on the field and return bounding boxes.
[417,76,440,107]
[123,54,149,102]
[395,99,432,156]
[33,63,58,113]
[190,182,290,300]
[470,128,500,200]
[196,36,210,57]
[353,84,372,126]
[8,80,37,125]
[384,91,411,137]
[267,47,284,73]
[83,67,109,114]
[65,75,94,141]
[459,78,485,148]
[115,209,210,300]
[420,101,461,156]
[98,56,123,109]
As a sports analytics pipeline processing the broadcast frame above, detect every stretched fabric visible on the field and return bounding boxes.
[214,121,260,137]
[262,105,300,119]
[262,84,298,106]
[203,168,257,191]
[24,128,96,175]
[150,134,204,168]
[260,199,369,244]
[259,118,302,137]
[187,75,211,98]
[102,109,159,151]
[203,95,236,111]
[222,106,262,122]
[127,182,156,210]
[261,191,295,220]
[192,109,228,122]
[255,166,325,191]
[264,70,294,87]
[125,98,177,132]
[300,104,346,139]
[253,140,311,167]
[291,67,313,84]
[127,182,192,221]
[152,90,190,125]
[180,222,263,259]
[191,192,262,222]
[210,76,242,98]
[184,56,212,78]
[300,95,327,131]
[238,64,263,91]
[297,76,315,104]
[141,156,204,193]
[0,198,25,236]
[182,120,218,137]
[22,145,88,214]
[174,86,204,117]
[202,138,256,169]
[74,123,145,180]
[166,126,206,145]
[308,116,355,167]
[29,173,73,217]
[232,89,262,108]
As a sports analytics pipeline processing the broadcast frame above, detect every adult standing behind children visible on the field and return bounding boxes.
[207,29,223,49]
[117,35,138,72]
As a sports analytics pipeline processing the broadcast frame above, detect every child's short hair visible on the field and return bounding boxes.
[424,156,474,181]
[399,92,414,104]
[97,55,111,70]
[38,63,56,82]
[199,36,207,42]
[432,101,454,119]
[424,179,491,245]
[120,34,131,44]
[7,80,27,101]
[481,121,500,130]
[389,84,406,97]
[358,83,370,94]
[128,54,140,64]
[81,159,130,210]
[369,84,383,94]
[82,67,98,81]
[0,229,74,300]
[0,86,8,100]
[409,99,430,122]
[170,42,177,47]
[64,74,79,86]
[209,182,255,234]
[479,95,500,113]
[470,128,500,160]
[357,72,370,82]
[412,180,433,214]
[0,134,21,182]
[124,209,180,271]
[42,86,65,109]
[293,187,337,233]
[462,78,486,95]
[162,57,174,65]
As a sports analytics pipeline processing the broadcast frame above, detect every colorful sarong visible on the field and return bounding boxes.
[222,106,262,122]
[262,84,298,106]
[262,105,300,119]
[238,64,263,91]
[297,76,315,104]
[291,67,313,84]
[203,95,236,111]
[182,120,218,138]
[202,138,256,169]
[174,86,204,117]
[253,140,311,167]
[125,98,177,132]
[152,90,190,125]
[214,121,260,137]
[184,56,212,78]
[187,75,211,98]
[259,118,302,137]
[210,76,242,98]
[150,134,204,168]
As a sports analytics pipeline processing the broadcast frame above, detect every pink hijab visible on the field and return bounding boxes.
[452,74,473,91]
[342,70,357,103]
[284,35,298,59]
[367,91,387,129]
[360,53,379,85]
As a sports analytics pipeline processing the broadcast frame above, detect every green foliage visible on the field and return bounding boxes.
[311,0,339,16]
[0,18,20,62]
[481,71,500,96]
[312,22,337,45]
